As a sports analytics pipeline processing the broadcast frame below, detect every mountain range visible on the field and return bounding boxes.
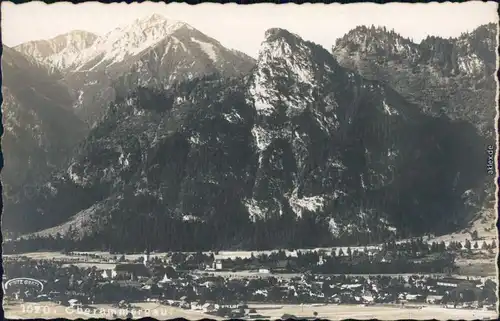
[1,15,497,251]
[15,14,255,125]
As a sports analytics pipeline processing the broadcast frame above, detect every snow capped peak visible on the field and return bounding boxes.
[73,14,191,71]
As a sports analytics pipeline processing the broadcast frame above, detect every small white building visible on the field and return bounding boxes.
[101,269,117,279]
[213,260,223,270]
[426,295,444,304]
[258,268,270,274]
[406,294,421,301]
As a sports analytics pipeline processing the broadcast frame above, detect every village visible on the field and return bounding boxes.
[3,238,498,319]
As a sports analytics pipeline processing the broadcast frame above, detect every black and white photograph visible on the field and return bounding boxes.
[1,1,499,319]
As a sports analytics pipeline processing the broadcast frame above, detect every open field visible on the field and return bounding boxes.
[4,252,86,260]
[7,247,493,262]
[455,258,497,277]
[246,303,499,320]
[61,262,117,270]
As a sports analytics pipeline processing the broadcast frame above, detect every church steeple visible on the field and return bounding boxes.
[143,242,151,267]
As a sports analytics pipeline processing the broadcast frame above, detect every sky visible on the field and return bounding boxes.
[2,1,498,58]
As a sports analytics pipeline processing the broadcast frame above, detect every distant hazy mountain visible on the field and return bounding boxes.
[1,46,87,205]
[332,23,497,138]
[9,28,488,252]
[14,30,98,72]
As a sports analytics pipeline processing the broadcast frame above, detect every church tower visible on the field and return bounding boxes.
[143,243,151,267]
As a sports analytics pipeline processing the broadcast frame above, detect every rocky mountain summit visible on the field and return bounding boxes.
[6,28,489,252]
[332,23,497,138]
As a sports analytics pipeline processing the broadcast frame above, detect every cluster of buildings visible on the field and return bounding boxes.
[3,249,498,314]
